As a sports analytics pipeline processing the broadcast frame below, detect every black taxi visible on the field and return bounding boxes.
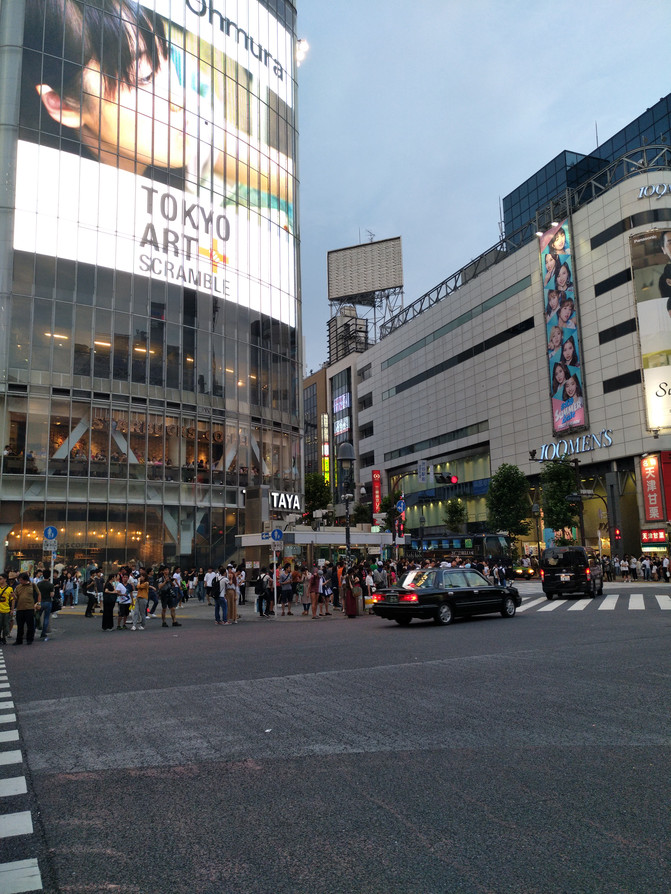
[371,567,522,626]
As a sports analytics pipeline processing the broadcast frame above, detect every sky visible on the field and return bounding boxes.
[295,0,671,373]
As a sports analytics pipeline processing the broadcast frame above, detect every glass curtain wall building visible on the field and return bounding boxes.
[0,0,301,571]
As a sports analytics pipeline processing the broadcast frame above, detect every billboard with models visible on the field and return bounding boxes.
[630,228,671,431]
[15,0,297,326]
[539,219,586,434]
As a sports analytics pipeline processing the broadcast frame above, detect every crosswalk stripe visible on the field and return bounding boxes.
[0,751,22,767]
[654,594,671,609]
[0,683,10,690]
[517,597,547,612]
[0,714,17,725]
[0,811,33,838]
[567,599,591,610]
[0,778,27,798]
[629,594,645,610]
[537,600,568,611]
[0,730,19,744]
[0,858,42,893]
[598,595,618,610]
[0,702,14,711]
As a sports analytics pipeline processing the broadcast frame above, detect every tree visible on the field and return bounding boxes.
[303,473,331,522]
[486,463,531,537]
[443,498,467,532]
[351,502,372,525]
[541,458,578,533]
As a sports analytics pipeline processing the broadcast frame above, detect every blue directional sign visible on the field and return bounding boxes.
[44,526,58,541]
[396,500,405,514]
[271,528,284,542]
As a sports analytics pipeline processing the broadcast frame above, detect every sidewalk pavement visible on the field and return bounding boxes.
[55,595,352,623]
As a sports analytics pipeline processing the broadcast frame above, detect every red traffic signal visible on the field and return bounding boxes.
[615,528,622,540]
[450,475,458,484]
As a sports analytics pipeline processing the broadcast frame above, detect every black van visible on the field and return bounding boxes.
[540,546,604,600]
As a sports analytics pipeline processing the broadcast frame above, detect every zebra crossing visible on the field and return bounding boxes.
[519,593,671,613]
[0,650,43,894]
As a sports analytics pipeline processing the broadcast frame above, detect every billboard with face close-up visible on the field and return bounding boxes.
[630,228,671,431]
[15,0,296,327]
[539,219,586,434]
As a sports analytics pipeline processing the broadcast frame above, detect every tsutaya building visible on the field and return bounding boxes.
[0,0,301,569]
[344,94,671,558]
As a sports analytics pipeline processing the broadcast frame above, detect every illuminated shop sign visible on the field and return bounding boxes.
[641,529,667,543]
[640,454,665,522]
[333,417,351,436]
[539,220,587,434]
[372,469,382,513]
[15,0,296,325]
[269,491,302,512]
[333,393,351,414]
[630,229,671,431]
[537,429,613,461]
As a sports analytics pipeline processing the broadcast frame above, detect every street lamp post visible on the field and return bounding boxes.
[343,492,354,567]
[337,442,356,567]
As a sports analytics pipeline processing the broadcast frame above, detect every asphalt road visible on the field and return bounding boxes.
[0,583,669,894]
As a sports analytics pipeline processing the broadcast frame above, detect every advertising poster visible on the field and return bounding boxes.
[630,229,671,431]
[15,0,296,326]
[539,219,586,433]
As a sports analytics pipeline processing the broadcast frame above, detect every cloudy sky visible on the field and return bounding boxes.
[295,0,671,372]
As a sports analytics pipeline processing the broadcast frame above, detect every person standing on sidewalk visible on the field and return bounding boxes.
[84,575,98,617]
[132,571,149,630]
[101,574,118,631]
[212,567,227,625]
[35,573,54,641]
[0,573,13,645]
[11,573,40,645]
[224,566,239,624]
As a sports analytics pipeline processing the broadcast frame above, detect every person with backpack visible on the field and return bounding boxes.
[255,568,271,617]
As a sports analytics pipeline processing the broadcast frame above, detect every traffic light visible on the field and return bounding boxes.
[615,528,621,540]
[450,475,458,484]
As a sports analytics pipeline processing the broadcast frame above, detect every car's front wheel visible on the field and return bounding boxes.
[395,616,412,626]
[434,601,453,625]
[500,596,516,618]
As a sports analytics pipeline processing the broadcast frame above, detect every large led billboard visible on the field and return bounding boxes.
[15,0,297,326]
[630,228,671,431]
[539,219,586,433]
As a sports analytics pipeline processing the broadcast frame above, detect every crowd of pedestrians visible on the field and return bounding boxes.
[0,552,666,645]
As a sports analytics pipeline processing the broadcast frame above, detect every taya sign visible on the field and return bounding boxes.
[269,492,302,512]
[637,184,671,199]
[538,429,613,461]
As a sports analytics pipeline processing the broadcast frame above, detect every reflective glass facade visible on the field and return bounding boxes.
[0,0,301,570]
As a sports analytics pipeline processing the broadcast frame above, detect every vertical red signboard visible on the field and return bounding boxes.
[641,455,664,522]
[372,470,382,514]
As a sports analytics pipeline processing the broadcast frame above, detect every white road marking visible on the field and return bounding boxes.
[0,730,19,744]
[0,751,22,766]
[517,597,547,612]
[567,599,591,611]
[0,714,17,724]
[0,858,42,893]
[537,600,568,611]
[598,595,618,610]
[654,594,671,610]
[0,811,33,838]
[0,777,27,798]
[629,594,645,610]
